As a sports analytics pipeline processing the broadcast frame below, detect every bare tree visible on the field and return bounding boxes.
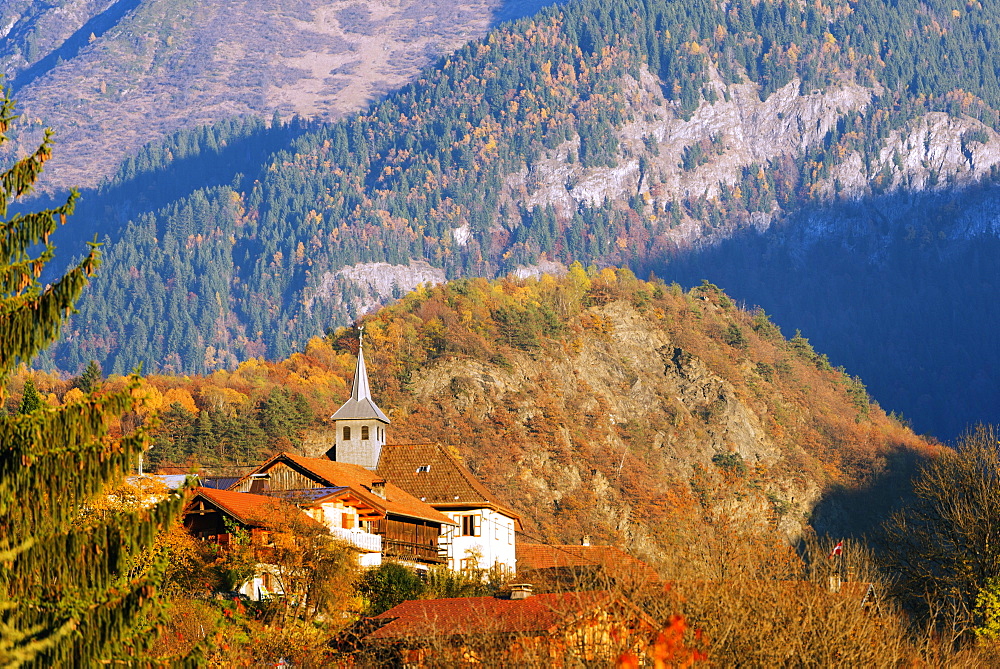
[882,424,1000,634]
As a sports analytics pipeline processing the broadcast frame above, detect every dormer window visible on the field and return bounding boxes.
[416,465,431,473]
[343,426,351,440]
[361,425,370,440]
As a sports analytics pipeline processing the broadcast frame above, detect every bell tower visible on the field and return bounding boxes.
[328,327,390,470]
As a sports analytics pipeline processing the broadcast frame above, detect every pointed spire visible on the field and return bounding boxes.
[331,324,389,423]
[352,325,372,402]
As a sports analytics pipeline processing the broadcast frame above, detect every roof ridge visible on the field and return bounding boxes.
[278,453,454,525]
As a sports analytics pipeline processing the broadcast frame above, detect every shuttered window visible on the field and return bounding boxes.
[461,514,481,537]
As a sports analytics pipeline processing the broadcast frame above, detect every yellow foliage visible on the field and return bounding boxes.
[62,387,86,405]
[199,386,249,415]
[162,388,199,414]
[131,380,164,416]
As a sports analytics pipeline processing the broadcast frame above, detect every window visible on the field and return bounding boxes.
[416,465,431,473]
[461,515,481,537]
[342,513,355,530]
[343,426,351,440]
[460,557,479,572]
[361,425,369,440]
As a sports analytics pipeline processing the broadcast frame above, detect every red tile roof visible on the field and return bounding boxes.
[189,487,321,530]
[376,443,520,522]
[236,453,453,526]
[516,544,659,584]
[365,591,613,640]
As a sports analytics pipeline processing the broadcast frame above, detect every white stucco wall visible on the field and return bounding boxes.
[311,501,382,565]
[441,508,516,573]
[334,419,385,470]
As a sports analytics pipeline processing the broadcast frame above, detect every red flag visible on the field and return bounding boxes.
[828,540,843,559]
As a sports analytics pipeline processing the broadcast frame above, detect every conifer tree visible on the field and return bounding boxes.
[0,91,184,665]
[76,360,102,394]
[17,379,42,415]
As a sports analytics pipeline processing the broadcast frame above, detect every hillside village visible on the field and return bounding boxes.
[183,333,523,577]
[13,0,1000,659]
[172,333,671,662]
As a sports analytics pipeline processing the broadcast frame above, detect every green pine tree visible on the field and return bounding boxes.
[76,360,102,394]
[0,90,185,665]
[17,378,42,414]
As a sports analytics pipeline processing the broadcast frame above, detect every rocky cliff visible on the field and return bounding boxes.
[514,66,1000,252]
[333,272,938,572]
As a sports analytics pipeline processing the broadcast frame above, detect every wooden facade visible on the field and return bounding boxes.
[231,456,447,565]
[367,517,444,563]
[231,462,319,493]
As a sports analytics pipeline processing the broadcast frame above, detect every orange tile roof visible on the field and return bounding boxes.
[376,443,519,521]
[189,487,321,530]
[241,453,453,526]
[365,591,613,640]
[516,544,659,583]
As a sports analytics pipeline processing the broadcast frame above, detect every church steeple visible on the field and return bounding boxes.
[329,327,389,469]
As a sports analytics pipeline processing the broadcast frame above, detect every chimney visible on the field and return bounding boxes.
[371,479,386,499]
[509,583,533,600]
[582,535,591,546]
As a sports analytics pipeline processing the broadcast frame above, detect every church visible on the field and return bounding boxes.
[197,332,520,577]
[322,331,521,574]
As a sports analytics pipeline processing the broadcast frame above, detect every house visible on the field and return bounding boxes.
[228,452,454,569]
[353,587,656,667]
[320,332,520,573]
[516,541,659,593]
[262,485,387,566]
[182,486,325,600]
[375,442,520,574]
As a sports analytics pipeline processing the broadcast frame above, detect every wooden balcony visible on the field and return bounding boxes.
[330,526,383,553]
[383,538,445,564]
[368,517,445,564]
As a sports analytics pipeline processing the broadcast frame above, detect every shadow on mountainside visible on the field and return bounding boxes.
[657,181,1000,443]
[809,444,932,542]
[11,0,144,94]
[489,0,563,27]
[33,116,313,271]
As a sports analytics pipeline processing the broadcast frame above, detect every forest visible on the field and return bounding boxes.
[10,267,937,542]
[26,0,1000,381]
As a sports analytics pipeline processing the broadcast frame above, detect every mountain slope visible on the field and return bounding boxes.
[359,271,938,561]
[31,0,1000,440]
[25,270,936,570]
[0,0,552,191]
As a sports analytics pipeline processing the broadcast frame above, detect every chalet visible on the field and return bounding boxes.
[353,587,656,667]
[262,485,386,566]
[375,442,520,574]
[321,332,520,573]
[228,452,453,568]
[183,487,323,600]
